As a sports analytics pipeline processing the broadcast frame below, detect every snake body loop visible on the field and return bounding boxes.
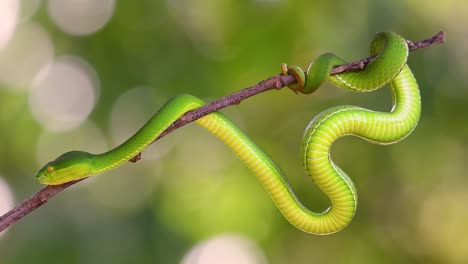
[36,32,421,235]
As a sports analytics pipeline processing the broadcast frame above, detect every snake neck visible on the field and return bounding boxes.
[89,95,202,175]
[90,124,163,175]
[90,142,146,175]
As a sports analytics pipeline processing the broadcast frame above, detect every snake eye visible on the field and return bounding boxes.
[47,166,54,173]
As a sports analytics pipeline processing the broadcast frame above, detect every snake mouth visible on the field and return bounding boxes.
[36,172,51,185]
[36,174,48,185]
[37,177,65,185]
[36,171,60,185]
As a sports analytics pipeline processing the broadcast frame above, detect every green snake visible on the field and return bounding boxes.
[36,32,421,235]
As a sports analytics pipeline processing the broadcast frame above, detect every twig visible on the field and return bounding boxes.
[0,31,445,233]
[331,31,445,74]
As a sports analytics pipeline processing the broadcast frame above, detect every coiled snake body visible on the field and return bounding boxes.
[36,32,421,235]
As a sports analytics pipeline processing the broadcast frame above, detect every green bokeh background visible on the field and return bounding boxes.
[0,0,467,263]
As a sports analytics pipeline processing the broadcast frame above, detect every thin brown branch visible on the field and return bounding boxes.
[331,31,445,74]
[0,31,445,233]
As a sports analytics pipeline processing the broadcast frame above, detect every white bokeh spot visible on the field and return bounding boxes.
[0,22,54,90]
[0,0,19,51]
[48,0,115,36]
[182,234,267,264]
[29,56,99,132]
[0,177,14,237]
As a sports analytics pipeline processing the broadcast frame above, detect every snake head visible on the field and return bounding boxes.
[36,151,93,185]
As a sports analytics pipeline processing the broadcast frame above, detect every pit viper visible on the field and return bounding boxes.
[36,32,421,235]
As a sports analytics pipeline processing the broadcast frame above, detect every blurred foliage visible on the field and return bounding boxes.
[0,0,467,263]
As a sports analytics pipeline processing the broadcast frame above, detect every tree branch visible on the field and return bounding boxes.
[0,31,445,233]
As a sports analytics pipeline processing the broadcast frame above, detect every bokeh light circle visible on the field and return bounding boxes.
[0,0,19,51]
[0,177,14,237]
[48,0,115,36]
[0,22,53,90]
[181,234,267,264]
[29,56,99,132]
